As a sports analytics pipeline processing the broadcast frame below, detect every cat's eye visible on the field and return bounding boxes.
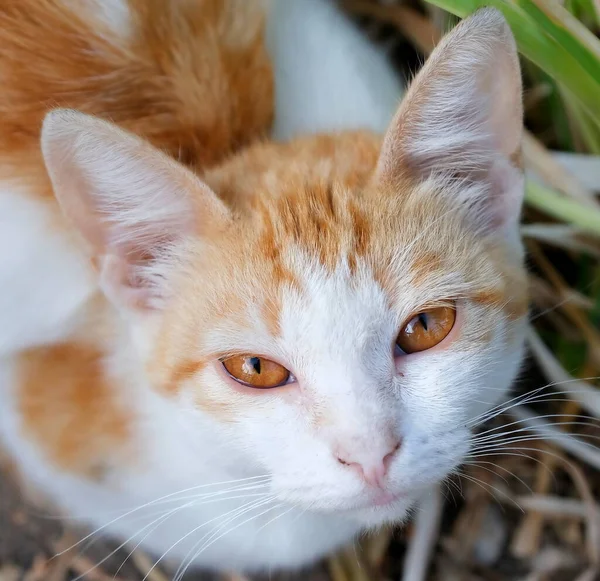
[396,305,456,354]
[221,355,291,389]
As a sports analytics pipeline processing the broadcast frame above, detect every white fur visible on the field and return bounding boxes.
[0,189,95,355]
[63,0,131,39]
[266,0,404,140]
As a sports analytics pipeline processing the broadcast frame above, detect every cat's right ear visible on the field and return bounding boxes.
[41,109,230,312]
[374,8,524,235]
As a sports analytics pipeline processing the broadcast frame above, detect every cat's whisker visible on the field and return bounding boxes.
[170,497,279,581]
[53,478,271,557]
[469,393,596,429]
[172,501,284,581]
[470,395,596,419]
[225,503,299,567]
[462,460,533,494]
[115,492,275,579]
[443,477,464,504]
[69,492,273,581]
[471,428,600,450]
[71,499,198,581]
[475,402,600,429]
[254,504,296,536]
[76,488,270,559]
[470,438,597,459]
[147,495,276,581]
[472,415,600,443]
[170,504,262,581]
[471,379,600,416]
[104,487,271,530]
[26,476,272,523]
[468,379,600,428]
[509,407,600,470]
[466,446,568,463]
[457,470,523,513]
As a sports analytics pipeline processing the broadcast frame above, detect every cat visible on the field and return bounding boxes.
[0,1,528,576]
[266,0,404,140]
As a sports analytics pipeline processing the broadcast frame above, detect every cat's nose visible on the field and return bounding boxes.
[335,440,401,487]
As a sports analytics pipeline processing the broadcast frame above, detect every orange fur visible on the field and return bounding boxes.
[18,342,132,479]
[0,0,273,187]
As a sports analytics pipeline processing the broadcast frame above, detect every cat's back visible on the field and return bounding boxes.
[266,0,403,141]
[0,0,273,174]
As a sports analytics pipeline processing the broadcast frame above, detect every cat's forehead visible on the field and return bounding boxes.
[190,186,503,338]
[248,175,485,298]
[180,133,526,349]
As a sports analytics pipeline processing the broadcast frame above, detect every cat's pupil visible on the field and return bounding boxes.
[249,357,261,374]
[418,313,429,331]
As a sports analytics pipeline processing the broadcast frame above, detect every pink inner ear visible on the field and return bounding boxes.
[99,254,155,311]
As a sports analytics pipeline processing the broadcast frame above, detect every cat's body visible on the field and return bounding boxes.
[0,0,528,575]
[266,0,404,140]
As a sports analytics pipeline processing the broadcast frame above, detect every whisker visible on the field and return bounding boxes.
[465,445,586,480]
[468,380,600,428]
[71,492,271,581]
[173,501,284,581]
[473,411,599,440]
[472,418,600,446]
[463,460,533,494]
[53,477,270,557]
[114,492,272,579]
[457,471,523,513]
[72,501,195,581]
[509,407,600,470]
[254,504,296,536]
[149,496,276,581]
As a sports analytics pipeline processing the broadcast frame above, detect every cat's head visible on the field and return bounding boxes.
[41,9,527,526]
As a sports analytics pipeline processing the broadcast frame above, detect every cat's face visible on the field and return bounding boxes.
[147,147,528,526]
[42,9,527,527]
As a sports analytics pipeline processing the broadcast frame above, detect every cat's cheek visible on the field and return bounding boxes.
[394,302,464,373]
[211,359,299,400]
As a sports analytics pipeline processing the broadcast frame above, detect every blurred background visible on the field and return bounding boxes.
[1,0,600,580]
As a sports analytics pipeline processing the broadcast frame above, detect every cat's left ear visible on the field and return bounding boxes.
[41,109,230,312]
[374,8,523,233]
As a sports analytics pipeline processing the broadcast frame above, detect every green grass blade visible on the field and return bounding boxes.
[515,0,600,83]
[525,180,600,235]
[424,0,600,126]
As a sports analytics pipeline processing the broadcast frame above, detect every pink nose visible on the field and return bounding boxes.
[336,440,401,487]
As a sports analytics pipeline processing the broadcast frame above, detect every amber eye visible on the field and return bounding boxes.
[396,305,456,354]
[221,355,291,389]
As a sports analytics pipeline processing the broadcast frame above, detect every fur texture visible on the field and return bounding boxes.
[266,0,404,140]
[0,2,528,574]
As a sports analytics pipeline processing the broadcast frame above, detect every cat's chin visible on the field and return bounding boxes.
[294,491,415,528]
[346,495,414,528]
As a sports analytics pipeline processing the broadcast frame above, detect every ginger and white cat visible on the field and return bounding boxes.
[0,0,528,574]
